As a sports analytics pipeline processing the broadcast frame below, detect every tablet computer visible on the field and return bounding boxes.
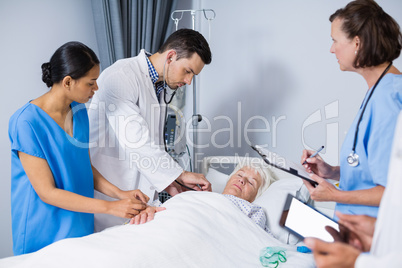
[280,194,339,242]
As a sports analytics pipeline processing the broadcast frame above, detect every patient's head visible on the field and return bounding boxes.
[222,160,278,202]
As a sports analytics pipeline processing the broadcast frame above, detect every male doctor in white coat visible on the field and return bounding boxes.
[88,29,212,231]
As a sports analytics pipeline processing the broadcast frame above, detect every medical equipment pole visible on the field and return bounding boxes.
[191,10,200,172]
[171,9,215,172]
[192,77,201,171]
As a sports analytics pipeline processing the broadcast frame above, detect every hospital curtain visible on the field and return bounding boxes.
[91,0,177,70]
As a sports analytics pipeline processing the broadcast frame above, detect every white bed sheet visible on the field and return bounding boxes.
[0,192,314,268]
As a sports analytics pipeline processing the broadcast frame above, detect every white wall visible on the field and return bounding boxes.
[185,0,402,172]
[1,0,401,259]
[0,0,98,258]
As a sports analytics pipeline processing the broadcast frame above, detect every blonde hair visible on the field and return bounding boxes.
[229,158,278,200]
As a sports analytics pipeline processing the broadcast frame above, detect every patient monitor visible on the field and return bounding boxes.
[164,87,187,162]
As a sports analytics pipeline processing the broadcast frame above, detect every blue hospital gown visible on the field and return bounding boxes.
[8,101,94,255]
[337,74,402,218]
[223,194,275,237]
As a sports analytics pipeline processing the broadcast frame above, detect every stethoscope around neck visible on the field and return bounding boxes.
[347,62,393,167]
[162,57,178,105]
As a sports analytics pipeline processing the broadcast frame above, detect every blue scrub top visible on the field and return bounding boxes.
[9,101,94,255]
[337,74,402,218]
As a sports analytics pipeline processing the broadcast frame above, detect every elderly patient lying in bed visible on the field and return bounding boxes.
[0,159,314,268]
[130,160,277,234]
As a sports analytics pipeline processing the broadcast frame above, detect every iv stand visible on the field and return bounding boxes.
[171,9,215,172]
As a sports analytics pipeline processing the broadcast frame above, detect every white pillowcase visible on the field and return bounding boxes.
[206,168,229,193]
[206,167,310,245]
[254,176,310,245]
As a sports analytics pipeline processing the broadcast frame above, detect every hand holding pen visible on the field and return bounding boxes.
[301,146,326,175]
[302,146,324,165]
[301,146,340,180]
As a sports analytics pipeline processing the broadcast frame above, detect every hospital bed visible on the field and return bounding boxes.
[202,156,335,244]
[0,156,333,268]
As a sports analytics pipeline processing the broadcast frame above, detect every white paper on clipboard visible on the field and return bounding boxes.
[252,145,318,186]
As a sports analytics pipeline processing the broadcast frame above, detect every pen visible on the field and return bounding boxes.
[347,210,356,215]
[302,146,324,165]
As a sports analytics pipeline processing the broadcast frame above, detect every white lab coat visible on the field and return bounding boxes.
[355,112,402,267]
[88,50,183,232]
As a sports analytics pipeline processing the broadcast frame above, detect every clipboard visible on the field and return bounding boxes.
[251,145,318,187]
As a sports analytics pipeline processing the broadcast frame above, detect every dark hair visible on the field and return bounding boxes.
[41,41,100,87]
[329,0,402,68]
[158,28,212,65]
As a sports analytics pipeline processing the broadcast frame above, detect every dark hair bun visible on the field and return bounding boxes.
[41,42,99,88]
[41,62,53,87]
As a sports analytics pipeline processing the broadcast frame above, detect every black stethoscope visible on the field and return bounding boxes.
[160,58,195,190]
[162,57,178,105]
[347,62,393,167]
[163,87,176,104]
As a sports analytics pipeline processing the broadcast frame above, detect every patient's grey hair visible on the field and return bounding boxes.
[229,158,279,200]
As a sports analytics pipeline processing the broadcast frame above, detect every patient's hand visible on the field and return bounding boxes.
[129,206,166,225]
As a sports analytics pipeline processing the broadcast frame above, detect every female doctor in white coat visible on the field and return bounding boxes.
[88,29,212,231]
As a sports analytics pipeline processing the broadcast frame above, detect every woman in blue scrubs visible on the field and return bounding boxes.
[8,42,149,255]
[301,0,402,218]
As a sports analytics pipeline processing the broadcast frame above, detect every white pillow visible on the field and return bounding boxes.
[254,177,310,245]
[205,168,228,193]
[206,166,311,245]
